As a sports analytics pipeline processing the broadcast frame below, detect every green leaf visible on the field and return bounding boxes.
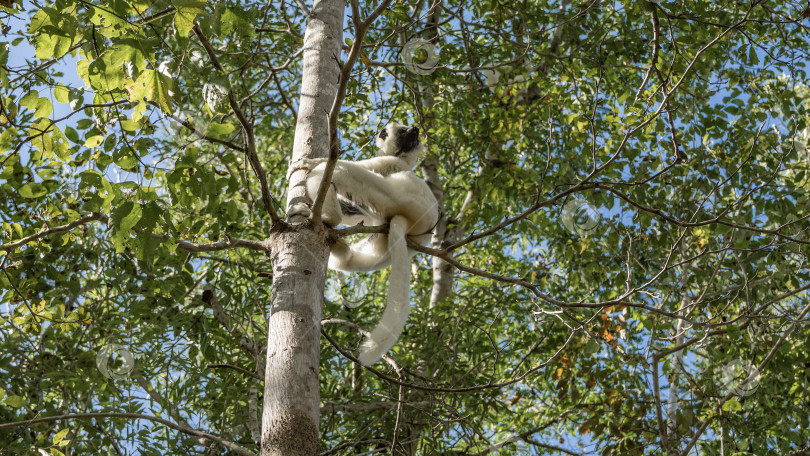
[89,5,131,38]
[18,182,48,198]
[174,0,207,38]
[111,201,142,252]
[748,46,759,66]
[0,127,17,152]
[125,69,174,112]
[722,398,742,412]
[88,52,125,92]
[133,231,158,263]
[110,38,152,75]
[28,7,61,34]
[0,42,9,88]
[29,120,70,161]
[84,135,104,148]
[20,91,53,118]
[53,84,70,103]
[3,395,27,408]
[114,150,138,170]
[52,429,70,444]
[135,201,162,232]
[34,19,78,60]
[205,122,236,138]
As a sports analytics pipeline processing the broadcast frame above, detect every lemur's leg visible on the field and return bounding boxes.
[287,159,342,224]
[302,157,403,176]
[322,163,405,217]
[328,234,392,273]
[304,165,342,227]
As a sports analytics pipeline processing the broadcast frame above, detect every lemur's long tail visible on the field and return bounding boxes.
[357,215,410,366]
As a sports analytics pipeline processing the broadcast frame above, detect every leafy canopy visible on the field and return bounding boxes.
[1,0,809,455]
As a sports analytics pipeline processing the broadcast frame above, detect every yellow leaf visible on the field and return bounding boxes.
[552,367,563,380]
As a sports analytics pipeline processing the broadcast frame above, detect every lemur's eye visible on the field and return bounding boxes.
[379,128,388,140]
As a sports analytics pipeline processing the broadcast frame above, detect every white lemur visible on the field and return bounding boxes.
[292,124,438,366]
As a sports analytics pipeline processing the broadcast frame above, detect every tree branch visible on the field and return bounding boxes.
[0,213,106,252]
[193,25,280,224]
[311,0,395,223]
[0,412,255,456]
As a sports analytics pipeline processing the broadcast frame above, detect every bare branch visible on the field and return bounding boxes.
[193,24,280,224]
[0,412,254,456]
[320,401,430,415]
[0,213,106,252]
[208,363,263,381]
[635,2,661,101]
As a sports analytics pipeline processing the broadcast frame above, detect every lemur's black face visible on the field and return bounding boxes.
[378,125,419,154]
[376,124,423,167]
[394,126,420,155]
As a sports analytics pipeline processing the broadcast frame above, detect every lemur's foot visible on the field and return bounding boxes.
[329,238,350,257]
[287,202,312,221]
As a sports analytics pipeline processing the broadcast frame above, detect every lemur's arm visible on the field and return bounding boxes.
[303,156,410,177]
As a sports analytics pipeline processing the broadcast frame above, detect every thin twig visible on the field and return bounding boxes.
[311,0,395,222]
[0,412,254,456]
[680,297,810,455]
[635,2,661,101]
[0,213,106,252]
[207,363,262,380]
[193,24,280,224]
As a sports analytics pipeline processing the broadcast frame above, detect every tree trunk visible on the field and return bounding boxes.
[261,1,345,454]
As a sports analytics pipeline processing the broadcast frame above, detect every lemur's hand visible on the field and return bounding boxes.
[329,237,350,258]
[301,158,327,169]
[286,157,324,180]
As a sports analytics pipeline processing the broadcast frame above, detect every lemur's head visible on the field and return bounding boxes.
[376,124,423,168]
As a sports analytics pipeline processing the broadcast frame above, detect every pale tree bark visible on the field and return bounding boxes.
[261,0,345,454]
[664,244,691,455]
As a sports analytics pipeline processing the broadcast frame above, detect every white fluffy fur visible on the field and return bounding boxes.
[297,124,438,365]
[357,215,410,365]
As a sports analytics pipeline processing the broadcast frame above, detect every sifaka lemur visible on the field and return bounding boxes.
[291,124,438,365]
